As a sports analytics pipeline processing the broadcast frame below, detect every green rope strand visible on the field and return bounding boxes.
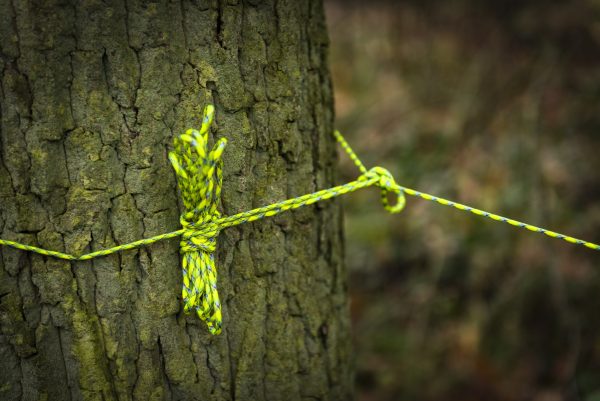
[331,130,600,251]
[0,104,598,335]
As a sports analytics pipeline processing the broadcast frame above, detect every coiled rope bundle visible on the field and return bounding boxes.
[168,105,226,335]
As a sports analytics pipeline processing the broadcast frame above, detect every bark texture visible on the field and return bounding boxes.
[0,1,351,400]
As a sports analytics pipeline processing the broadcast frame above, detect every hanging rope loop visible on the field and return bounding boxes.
[361,166,407,214]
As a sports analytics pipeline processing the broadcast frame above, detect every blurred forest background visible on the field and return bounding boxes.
[324,1,600,400]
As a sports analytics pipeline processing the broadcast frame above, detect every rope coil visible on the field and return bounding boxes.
[0,104,598,334]
[169,105,225,335]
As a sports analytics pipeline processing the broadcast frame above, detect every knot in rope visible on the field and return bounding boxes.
[169,105,227,335]
[180,212,220,254]
[360,166,406,214]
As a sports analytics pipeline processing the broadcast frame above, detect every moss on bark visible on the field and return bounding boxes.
[0,0,351,400]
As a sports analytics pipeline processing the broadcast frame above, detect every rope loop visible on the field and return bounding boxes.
[361,166,406,214]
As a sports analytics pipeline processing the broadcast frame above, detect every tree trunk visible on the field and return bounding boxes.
[0,1,351,400]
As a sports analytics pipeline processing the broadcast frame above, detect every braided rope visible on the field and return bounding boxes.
[168,104,226,334]
[0,105,598,334]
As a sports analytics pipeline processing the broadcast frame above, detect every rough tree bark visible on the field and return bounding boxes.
[0,1,351,400]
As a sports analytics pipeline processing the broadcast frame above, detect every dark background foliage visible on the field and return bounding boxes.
[325,1,600,400]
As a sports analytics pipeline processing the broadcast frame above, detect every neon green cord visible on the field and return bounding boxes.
[0,105,598,335]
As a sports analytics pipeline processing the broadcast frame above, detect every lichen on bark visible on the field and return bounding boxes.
[0,0,351,400]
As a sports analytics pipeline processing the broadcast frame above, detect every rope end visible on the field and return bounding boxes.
[200,104,215,135]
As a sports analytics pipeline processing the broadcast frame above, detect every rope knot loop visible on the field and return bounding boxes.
[169,105,226,335]
[180,212,220,254]
[361,166,407,214]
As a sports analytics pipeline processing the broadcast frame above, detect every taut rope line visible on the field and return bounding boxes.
[0,105,597,334]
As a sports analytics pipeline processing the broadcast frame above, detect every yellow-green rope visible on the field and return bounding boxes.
[168,104,226,334]
[0,105,598,335]
[333,130,600,251]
